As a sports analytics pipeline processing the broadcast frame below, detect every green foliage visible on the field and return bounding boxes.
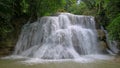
[80,0,120,41]
[105,0,120,41]
[20,0,29,13]
[0,0,67,42]
[36,0,66,16]
[105,0,120,21]
[81,0,96,9]
[0,0,14,40]
[107,14,120,40]
[65,0,76,10]
[0,0,14,19]
[68,2,89,15]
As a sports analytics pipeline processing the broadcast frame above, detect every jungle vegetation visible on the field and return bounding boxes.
[0,0,120,50]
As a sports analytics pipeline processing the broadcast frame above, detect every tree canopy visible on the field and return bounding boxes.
[0,0,120,47]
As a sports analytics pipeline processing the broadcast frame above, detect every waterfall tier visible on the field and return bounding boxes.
[14,13,101,59]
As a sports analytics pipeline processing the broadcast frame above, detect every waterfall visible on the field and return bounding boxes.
[77,0,81,4]
[101,26,119,55]
[13,13,101,59]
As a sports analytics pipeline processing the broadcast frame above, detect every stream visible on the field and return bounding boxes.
[0,58,120,68]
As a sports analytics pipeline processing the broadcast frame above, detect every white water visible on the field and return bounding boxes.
[5,13,116,63]
[101,26,119,55]
[77,0,81,4]
[13,13,100,58]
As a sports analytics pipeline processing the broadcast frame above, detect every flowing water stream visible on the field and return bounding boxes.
[0,59,120,68]
[1,13,119,67]
[14,13,102,59]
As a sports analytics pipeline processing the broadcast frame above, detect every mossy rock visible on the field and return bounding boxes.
[97,29,106,41]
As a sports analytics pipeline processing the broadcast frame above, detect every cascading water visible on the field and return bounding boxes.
[13,13,102,60]
[77,0,81,4]
[101,26,119,55]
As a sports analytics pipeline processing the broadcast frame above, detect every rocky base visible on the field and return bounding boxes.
[97,29,120,54]
[97,29,108,53]
[0,46,14,57]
